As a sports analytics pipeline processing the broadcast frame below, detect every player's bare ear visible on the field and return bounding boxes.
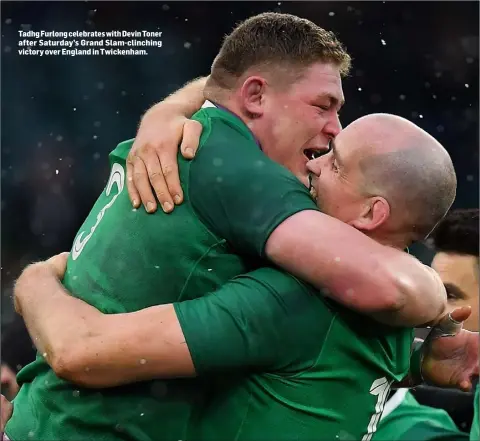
[240,76,267,118]
[349,197,390,232]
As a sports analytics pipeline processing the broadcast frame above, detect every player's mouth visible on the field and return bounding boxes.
[304,148,327,161]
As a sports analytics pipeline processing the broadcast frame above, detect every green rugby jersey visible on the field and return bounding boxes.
[6,103,317,441]
[374,390,468,441]
[472,385,479,441]
[175,267,413,441]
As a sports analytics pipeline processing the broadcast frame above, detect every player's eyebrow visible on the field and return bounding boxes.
[316,93,345,111]
[443,282,468,299]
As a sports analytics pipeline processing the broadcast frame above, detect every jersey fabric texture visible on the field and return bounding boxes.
[6,103,317,441]
[175,267,413,441]
[374,389,468,441]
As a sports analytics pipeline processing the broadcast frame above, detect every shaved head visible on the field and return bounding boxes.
[355,114,457,239]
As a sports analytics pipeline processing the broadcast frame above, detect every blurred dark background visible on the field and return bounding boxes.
[1,1,478,324]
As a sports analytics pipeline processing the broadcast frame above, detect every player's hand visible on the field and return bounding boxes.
[1,394,13,431]
[126,109,203,214]
[45,252,69,281]
[14,253,69,315]
[421,306,479,392]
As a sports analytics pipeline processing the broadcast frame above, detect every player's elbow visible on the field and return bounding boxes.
[393,260,446,305]
[49,342,101,388]
[392,266,447,325]
[349,260,411,314]
[383,273,411,313]
[49,345,82,382]
[353,262,409,314]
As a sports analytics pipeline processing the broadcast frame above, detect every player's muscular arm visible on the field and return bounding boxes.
[14,263,301,387]
[14,262,195,387]
[124,82,447,327]
[265,211,447,327]
[14,258,475,389]
[146,76,207,118]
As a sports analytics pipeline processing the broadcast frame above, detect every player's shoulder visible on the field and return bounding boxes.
[109,138,135,162]
[192,106,258,155]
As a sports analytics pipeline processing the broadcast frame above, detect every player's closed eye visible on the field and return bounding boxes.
[446,292,460,301]
[444,283,467,301]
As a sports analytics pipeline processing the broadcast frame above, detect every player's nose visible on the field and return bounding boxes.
[324,113,342,138]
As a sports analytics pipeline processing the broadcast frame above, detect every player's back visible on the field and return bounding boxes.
[189,269,413,441]
[7,137,249,439]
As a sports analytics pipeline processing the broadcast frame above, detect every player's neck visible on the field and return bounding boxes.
[366,230,410,251]
[208,97,262,148]
[216,99,250,125]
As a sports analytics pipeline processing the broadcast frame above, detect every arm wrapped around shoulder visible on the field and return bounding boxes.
[265,210,447,327]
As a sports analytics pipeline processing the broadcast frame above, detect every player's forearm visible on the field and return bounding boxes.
[266,211,446,326]
[14,263,99,368]
[143,76,207,121]
[371,264,447,327]
[65,305,196,387]
[16,265,195,387]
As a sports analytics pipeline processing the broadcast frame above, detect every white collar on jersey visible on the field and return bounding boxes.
[201,100,216,109]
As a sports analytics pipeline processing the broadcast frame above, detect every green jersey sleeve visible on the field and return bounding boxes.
[173,267,331,375]
[188,108,318,257]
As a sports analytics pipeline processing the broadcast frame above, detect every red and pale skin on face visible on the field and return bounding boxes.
[306,122,371,225]
[431,252,479,332]
[306,116,404,248]
[240,62,344,187]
